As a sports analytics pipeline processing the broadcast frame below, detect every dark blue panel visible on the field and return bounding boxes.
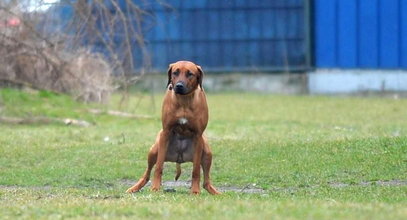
[235,42,249,67]
[130,45,140,68]
[150,0,163,10]
[247,0,262,8]
[260,0,276,7]
[380,0,399,68]
[220,10,234,40]
[167,12,180,39]
[178,42,192,61]
[207,10,220,40]
[207,0,219,8]
[162,0,182,9]
[154,12,166,41]
[291,0,304,7]
[156,43,167,67]
[262,10,274,38]
[314,0,337,67]
[359,0,379,68]
[273,41,285,66]
[181,10,194,40]
[289,41,305,66]
[261,40,273,66]
[219,0,234,8]
[273,0,287,7]
[213,42,223,67]
[401,0,407,68]
[338,0,357,67]
[235,10,249,39]
[286,9,299,38]
[296,8,305,38]
[181,0,193,8]
[248,42,260,67]
[223,42,234,67]
[195,42,206,65]
[235,0,247,8]
[204,42,216,67]
[194,10,207,40]
[167,42,181,63]
[183,0,207,9]
[274,10,286,38]
[81,0,309,71]
[248,10,261,38]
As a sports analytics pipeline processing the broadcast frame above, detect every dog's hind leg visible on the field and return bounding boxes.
[201,139,221,195]
[151,130,170,192]
[126,144,158,193]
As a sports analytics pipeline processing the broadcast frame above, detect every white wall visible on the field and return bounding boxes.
[308,69,407,94]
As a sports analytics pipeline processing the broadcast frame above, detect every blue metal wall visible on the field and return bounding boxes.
[314,0,407,69]
[138,0,310,72]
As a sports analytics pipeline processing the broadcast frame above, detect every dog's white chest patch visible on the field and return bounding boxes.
[178,117,188,125]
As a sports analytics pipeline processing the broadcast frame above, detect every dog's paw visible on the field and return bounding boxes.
[191,188,201,195]
[150,186,160,192]
[126,187,137,193]
[204,184,221,195]
[209,190,221,195]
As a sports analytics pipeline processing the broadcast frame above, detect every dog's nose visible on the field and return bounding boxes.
[175,82,184,89]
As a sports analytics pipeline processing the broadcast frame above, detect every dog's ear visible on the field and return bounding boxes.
[167,63,174,90]
[196,65,204,90]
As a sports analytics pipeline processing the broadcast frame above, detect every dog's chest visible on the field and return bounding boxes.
[165,108,198,163]
[178,117,188,125]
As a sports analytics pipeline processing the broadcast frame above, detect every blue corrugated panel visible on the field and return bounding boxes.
[248,9,261,39]
[52,0,309,72]
[193,10,206,41]
[314,0,336,67]
[338,0,357,67]
[274,10,286,39]
[359,0,379,68]
[314,0,406,69]
[235,0,246,7]
[402,0,407,68]
[220,10,234,40]
[219,0,234,8]
[207,10,220,40]
[235,9,249,39]
[380,0,399,68]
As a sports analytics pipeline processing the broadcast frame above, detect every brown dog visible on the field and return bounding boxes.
[126,61,220,195]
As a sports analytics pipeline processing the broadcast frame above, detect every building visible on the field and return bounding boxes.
[311,0,407,93]
[52,0,407,93]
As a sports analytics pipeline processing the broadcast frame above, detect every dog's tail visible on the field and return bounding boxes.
[175,163,181,181]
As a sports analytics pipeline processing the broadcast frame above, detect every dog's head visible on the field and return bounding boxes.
[167,61,204,95]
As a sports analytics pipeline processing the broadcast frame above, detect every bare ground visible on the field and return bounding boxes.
[1,180,405,195]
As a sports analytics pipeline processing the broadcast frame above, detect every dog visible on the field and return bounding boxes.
[126,61,220,195]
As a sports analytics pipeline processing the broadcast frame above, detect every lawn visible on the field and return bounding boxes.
[0,88,406,219]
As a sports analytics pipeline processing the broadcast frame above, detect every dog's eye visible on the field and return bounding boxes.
[173,71,179,76]
[187,72,193,78]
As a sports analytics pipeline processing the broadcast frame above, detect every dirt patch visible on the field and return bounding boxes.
[121,179,407,193]
[121,179,266,194]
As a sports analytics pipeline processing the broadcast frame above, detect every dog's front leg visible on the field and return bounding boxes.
[151,130,169,192]
[191,137,203,194]
[126,144,158,193]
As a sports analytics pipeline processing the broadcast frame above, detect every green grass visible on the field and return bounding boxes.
[0,88,406,219]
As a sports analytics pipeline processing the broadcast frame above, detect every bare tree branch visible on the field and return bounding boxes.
[0,0,157,104]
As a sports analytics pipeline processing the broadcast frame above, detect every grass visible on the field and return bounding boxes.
[0,88,406,219]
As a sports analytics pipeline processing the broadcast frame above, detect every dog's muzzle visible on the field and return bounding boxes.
[174,82,187,94]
